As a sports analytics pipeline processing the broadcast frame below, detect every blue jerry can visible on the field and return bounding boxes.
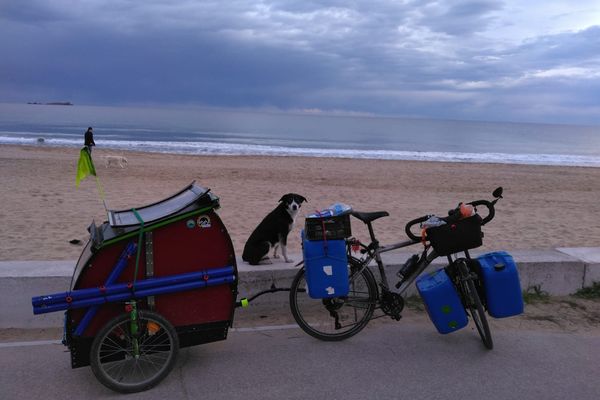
[302,231,349,299]
[478,251,524,318]
[416,269,468,334]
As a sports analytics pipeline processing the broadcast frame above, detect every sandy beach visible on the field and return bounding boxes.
[1,144,599,261]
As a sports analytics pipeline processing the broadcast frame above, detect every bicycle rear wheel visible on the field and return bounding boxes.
[457,262,493,349]
[290,258,377,341]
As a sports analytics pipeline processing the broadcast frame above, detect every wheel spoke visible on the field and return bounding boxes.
[114,358,130,382]
[290,260,376,341]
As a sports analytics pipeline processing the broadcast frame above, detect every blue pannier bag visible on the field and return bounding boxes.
[477,251,524,318]
[302,230,349,299]
[416,269,468,334]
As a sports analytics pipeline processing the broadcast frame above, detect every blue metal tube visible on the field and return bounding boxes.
[32,242,137,307]
[105,242,138,287]
[70,242,138,337]
[33,275,235,315]
[32,265,234,307]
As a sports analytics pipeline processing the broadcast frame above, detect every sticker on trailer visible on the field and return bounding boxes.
[197,215,212,228]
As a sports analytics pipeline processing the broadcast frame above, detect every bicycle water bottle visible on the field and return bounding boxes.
[397,254,420,280]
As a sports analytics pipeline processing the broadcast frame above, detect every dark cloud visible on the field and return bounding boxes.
[0,0,65,24]
[417,0,504,36]
[0,1,599,124]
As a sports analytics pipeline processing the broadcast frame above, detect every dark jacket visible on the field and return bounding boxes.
[84,130,95,147]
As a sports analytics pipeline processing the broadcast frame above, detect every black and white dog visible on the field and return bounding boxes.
[242,193,307,265]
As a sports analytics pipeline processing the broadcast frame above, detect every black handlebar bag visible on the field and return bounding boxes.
[426,214,483,256]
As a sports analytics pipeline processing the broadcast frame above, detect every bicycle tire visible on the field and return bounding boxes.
[457,262,493,350]
[90,310,179,393]
[466,278,493,349]
[290,258,378,341]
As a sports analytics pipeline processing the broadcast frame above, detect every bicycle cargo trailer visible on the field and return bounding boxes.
[32,182,238,372]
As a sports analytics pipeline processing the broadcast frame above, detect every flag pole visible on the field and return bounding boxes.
[76,147,109,212]
[95,176,109,213]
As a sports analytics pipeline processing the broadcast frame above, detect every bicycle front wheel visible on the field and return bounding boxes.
[289,258,378,341]
[464,277,493,349]
[90,310,179,393]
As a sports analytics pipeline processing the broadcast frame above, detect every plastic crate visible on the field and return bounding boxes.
[304,214,351,241]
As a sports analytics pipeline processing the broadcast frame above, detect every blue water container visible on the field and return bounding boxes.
[416,269,468,334]
[302,231,349,299]
[478,251,524,318]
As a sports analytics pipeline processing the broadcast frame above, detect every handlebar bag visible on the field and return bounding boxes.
[426,214,483,256]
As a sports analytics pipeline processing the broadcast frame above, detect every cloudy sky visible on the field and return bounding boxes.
[1,0,600,124]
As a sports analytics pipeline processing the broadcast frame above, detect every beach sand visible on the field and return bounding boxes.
[1,144,600,261]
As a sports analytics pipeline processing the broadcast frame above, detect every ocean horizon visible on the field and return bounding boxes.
[1,102,599,167]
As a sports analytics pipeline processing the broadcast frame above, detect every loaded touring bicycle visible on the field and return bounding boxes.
[290,187,524,347]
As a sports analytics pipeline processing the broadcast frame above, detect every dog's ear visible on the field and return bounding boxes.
[279,194,291,203]
[297,195,307,203]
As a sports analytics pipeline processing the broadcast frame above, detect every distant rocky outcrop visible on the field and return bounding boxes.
[27,101,73,106]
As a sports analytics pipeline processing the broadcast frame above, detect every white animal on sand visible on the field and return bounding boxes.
[104,155,128,168]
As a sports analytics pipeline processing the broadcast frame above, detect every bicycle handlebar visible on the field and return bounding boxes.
[404,215,429,242]
[467,199,495,225]
[404,195,498,242]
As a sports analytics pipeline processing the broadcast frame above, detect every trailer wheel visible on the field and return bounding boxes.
[90,310,179,393]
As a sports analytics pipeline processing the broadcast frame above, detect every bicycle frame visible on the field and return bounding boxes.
[352,237,439,295]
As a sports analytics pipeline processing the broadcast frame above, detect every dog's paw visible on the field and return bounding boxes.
[273,254,280,259]
[284,258,294,263]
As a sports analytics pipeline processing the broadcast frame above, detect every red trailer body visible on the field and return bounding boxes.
[66,183,238,368]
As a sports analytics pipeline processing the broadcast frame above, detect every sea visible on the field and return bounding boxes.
[1,102,599,167]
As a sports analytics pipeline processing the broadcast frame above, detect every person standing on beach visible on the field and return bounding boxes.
[84,127,95,153]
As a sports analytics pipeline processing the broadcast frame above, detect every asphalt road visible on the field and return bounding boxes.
[1,323,599,400]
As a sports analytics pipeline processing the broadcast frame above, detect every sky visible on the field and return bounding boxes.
[1,0,600,125]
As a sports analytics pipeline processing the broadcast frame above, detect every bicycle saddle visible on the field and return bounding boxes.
[351,211,389,224]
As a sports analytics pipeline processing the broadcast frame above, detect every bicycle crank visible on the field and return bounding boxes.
[380,289,404,321]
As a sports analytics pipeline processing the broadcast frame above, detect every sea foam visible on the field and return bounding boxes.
[1,135,599,167]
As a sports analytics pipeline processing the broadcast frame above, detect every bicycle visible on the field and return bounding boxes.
[289,187,504,348]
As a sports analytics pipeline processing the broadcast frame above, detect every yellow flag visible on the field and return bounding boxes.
[76,148,97,187]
